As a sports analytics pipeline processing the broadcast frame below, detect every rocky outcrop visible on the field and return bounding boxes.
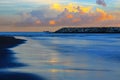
[55,27,120,33]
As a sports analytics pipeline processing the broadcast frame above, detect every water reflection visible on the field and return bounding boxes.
[12,35,120,80]
[65,68,112,72]
[49,57,59,64]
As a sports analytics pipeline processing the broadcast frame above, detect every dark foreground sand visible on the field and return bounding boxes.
[0,36,26,48]
[0,36,45,80]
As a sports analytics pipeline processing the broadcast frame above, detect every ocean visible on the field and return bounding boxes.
[1,32,120,80]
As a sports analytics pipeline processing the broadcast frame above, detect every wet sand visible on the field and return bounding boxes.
[10,34,120,80]
[1,34,120,80]
[0,36,45,80]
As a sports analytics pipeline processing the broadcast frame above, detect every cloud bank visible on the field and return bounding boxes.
[1,2,120,29]
[16,3,114,27]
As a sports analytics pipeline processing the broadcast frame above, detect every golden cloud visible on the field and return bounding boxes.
[49,20,56,25]
[96,8,114,21]
[50,3,92,13]
[15,3,116,27]
[66,14,74,19]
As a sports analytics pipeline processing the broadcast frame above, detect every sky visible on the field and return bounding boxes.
[0,0,120,31]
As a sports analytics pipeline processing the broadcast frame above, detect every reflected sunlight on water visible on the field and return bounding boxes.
[10,34,120,80]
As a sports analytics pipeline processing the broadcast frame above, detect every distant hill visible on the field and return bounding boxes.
[55,27,120,33]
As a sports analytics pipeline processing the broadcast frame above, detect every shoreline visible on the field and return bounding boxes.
[0,36,27,68]
[0,36,46,80]
[0,36,26,49]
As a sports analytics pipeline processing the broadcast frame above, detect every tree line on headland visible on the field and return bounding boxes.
[54,27,120,33]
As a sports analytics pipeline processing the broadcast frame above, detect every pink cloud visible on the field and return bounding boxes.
[14,3,117,27]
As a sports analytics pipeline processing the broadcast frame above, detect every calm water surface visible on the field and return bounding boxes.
[9,34,120,80]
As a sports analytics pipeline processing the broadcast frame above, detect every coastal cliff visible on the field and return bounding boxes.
[55,27,120,33]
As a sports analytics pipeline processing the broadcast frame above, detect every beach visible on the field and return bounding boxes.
[0,36,45,80]
[0,33,120,80]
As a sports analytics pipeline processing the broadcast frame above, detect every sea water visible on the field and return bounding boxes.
[5,33,120,80]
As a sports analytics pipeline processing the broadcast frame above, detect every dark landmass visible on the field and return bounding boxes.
[55,27,120,33]
[0,36,26,68]
[0,36,46,80]
[0,36,26,49]
[0,71,45,80]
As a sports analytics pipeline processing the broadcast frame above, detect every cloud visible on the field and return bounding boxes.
[53,7,114,26]
[49,20,56,25]
[0,3,115,28]
[16,3,114,27]
[35,20,41,25]
[96,8,114,21]
[0,15,22,26]
[50,3,92,13]
[1,0,120,31]
[96,0,106,6]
